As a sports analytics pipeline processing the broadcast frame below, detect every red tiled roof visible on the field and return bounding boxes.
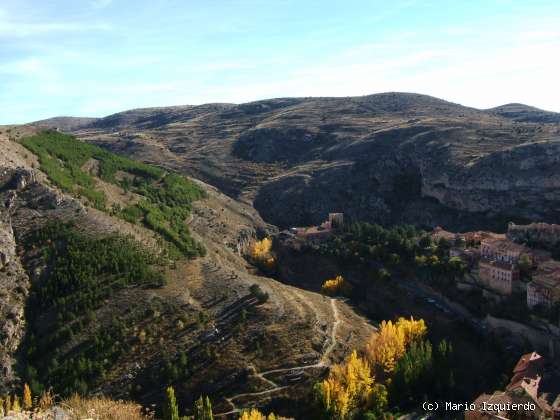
[508,352,544,392]
[481,238,529,254]
[479,258,518,272]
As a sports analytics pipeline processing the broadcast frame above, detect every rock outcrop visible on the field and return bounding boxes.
[0,169,34,393]
[0,161,80,393]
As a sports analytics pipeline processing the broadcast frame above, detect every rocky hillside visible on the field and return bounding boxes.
[62,92,560,232]
[486,103,560,123]
[0,127,373,418]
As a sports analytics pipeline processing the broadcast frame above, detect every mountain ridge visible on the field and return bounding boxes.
[27,92,560,232]
[33,93,560,132]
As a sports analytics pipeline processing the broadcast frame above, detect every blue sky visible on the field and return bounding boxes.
[1,0,559,123]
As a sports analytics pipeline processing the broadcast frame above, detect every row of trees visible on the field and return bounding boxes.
[313,317,458,419]
[0,384,34,416]
[318,223,467,287]
[313,317,427,419]
[162,387,278,420]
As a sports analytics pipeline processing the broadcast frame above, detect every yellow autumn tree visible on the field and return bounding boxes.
[251,238,276,270]
[12,396,21,413]
[315,350,373,419]
[321,275,352,297]
[396,316,427,345]
[239,408,277,420]
[23,384,32,410]
[251,238,272,259]
[4,395,11,413]
[365,317,427,373]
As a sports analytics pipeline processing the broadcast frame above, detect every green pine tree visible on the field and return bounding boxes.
[203,396,213,420]
[193,396,204,420]
[193,395,213,420]
[163,386,179,420]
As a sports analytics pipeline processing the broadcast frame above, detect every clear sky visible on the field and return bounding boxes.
[1,0,559,124]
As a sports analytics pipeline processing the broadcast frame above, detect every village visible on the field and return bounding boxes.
[277,216,560,418]
[432,222,560,314]
[282,215,560,318]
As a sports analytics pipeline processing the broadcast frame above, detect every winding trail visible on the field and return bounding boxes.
[216,298,341,418]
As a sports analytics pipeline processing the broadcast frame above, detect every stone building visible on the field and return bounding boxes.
[467,352,560,420]
[462,230,505,246]
[506,352,560,419]
[328,213,344,230]
[431,226,456,242]
[432,227,505,246]
[465,391,535,419]
[293,213,344,244]
[527,261,560,309]
[479,259,519,295]
[480,238,531,264]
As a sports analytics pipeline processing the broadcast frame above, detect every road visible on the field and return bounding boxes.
[397,278,488,336]
[215,298,341,417]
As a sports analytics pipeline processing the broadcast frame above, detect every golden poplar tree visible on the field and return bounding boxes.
[251,238,276,269]
[396,316,427,345]
[365,317,427,373]
[321,275,352,297]
[12,396,21,413]
[23,384,32,410]
[316,350,374,419]
[239,409,278,420]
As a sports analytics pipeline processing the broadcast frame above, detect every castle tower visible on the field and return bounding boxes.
[329,213,344,230]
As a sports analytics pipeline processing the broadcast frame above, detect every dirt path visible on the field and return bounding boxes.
[216,298,341,418]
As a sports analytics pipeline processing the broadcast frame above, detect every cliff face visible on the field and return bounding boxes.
[0,169,35,391]
[67,92,560,231]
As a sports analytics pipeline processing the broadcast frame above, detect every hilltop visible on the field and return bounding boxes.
[30,116,99,131]
[486,103,560,123]
[40,92,560,232]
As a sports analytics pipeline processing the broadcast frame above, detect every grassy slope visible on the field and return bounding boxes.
[22,130,206,258]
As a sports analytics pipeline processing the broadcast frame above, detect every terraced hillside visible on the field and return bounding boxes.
[63,92,560,232]
[0,128,374,418]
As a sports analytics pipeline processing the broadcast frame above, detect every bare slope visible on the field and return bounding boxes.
[68,92,560,232]
[30,116,98,131]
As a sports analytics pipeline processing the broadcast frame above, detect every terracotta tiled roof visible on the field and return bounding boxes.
[481,238,529,254]
[479,258,518,272]
[507,352,544,391]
